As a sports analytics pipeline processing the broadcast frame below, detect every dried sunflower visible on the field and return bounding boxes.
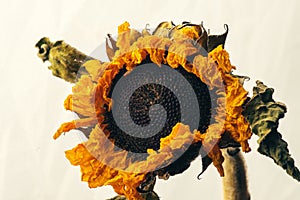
[36,21,299,200]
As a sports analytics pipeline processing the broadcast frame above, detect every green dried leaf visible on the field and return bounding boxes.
[243,81,300,181]
[35,37,93,83]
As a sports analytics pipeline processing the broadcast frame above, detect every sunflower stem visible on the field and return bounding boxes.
[221,147,250,200]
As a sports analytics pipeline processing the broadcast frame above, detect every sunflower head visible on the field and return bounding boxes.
[43,21,252,199]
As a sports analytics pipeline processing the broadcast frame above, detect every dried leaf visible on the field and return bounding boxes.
[35,37,93,83]
[243,81,300,181]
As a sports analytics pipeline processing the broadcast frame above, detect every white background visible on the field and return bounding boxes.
[1,0,300,199]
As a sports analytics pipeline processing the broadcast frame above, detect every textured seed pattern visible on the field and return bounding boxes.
[103,63,212,154]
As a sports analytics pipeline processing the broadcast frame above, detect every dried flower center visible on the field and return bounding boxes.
[129,83,181,135]
[103,61,212,153]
